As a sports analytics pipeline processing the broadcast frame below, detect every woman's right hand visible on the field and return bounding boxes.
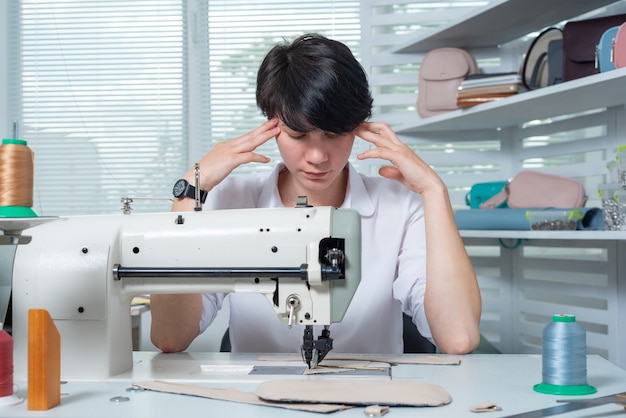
[184,118,280,192]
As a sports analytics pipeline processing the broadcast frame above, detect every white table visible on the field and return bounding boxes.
[2,353,625,417]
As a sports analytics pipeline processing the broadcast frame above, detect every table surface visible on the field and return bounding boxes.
[2,353,626,417]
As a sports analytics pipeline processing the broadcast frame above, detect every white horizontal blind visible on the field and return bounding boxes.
[9,0,188,215]
[8,0,362,216]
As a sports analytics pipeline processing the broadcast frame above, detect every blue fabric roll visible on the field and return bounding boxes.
[454,207,603,230]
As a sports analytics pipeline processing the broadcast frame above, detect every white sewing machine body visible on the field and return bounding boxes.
[9,206,361,380]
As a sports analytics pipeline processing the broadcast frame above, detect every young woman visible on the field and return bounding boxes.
[150,34,481,356]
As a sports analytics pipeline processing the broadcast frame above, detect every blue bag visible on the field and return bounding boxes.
[597,26,620,72]
[465,181,509,209]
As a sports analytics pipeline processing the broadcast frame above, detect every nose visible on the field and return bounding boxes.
[304,134,329,165]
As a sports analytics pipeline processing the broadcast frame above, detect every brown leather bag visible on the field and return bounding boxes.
[562,13,626,82]
[417,47,479,118]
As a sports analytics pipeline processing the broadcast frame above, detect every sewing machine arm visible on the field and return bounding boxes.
[10,206,361,379]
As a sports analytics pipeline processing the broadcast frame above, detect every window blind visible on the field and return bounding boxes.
[9,0,188,215]
[8,0,362,216]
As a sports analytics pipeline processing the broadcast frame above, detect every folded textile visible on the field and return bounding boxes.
[460,72,521,88]
[456,72,524,108]
[458,83,523,96]
[457,93,518,107]
[454,207,603,230]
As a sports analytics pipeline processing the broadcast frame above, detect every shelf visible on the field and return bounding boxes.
[392,0,617,54]
[460,230,626,241]
[395,68,626,135]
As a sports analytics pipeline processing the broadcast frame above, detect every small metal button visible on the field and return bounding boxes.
[110,396,130,403]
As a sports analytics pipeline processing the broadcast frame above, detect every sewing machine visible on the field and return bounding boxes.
[5,205,361,380]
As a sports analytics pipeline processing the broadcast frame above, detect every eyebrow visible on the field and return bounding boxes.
[280,125,315,134]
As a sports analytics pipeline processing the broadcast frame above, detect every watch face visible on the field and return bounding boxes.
[172,179,188,197]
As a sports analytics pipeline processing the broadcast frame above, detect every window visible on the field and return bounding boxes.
[7,0,361,215]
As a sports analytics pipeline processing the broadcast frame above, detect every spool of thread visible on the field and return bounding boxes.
[0,326,13,398]
[533,314,597,396]
[0,138,37,217]
[0,324,22,406]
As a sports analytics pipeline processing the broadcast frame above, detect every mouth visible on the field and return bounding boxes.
[304,171,328,180]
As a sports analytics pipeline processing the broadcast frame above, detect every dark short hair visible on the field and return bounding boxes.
[256,33,373,134]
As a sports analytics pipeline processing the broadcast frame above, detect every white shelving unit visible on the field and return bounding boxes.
[391,0,617,53]
[460,230,626,240]
[382,0,626,367]
[396,67,626,134]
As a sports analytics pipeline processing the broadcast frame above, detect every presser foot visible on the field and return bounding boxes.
[301,325,333,368]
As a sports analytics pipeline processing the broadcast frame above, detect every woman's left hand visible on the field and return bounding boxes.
[355,122,444,196]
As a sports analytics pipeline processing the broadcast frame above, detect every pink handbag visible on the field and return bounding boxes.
[614,22,626,68]
[479,171,587,209]
[417,47,479,118]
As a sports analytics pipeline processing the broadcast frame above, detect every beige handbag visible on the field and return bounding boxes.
[417,47,479,118]
[479,171,587,209]
[520,27,563,90]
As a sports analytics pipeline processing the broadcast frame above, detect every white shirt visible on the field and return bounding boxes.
[199,163,430,354]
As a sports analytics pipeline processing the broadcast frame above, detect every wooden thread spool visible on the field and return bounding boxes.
[0,139,35,216]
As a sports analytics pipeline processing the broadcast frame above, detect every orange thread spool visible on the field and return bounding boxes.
[0,139,35,212]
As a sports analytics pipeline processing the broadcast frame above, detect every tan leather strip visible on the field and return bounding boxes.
[256,379,452,406]
[133,380,352,413]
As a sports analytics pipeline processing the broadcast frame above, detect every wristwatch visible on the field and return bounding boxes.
[172,179,208,203]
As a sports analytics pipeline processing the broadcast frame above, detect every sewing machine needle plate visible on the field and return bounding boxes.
[249,366,308,375]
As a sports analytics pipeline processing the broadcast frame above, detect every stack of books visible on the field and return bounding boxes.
[457,72,525,108]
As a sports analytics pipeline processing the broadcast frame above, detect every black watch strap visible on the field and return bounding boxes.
[185,184,208,204]
[173,179,208,204]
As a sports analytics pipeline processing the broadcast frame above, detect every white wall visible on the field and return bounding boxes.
[0,1,9,138]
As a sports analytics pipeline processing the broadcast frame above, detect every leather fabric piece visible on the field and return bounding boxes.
[255,379,452,406]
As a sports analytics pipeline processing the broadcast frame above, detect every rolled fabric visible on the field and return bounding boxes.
[454,207,603,231]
